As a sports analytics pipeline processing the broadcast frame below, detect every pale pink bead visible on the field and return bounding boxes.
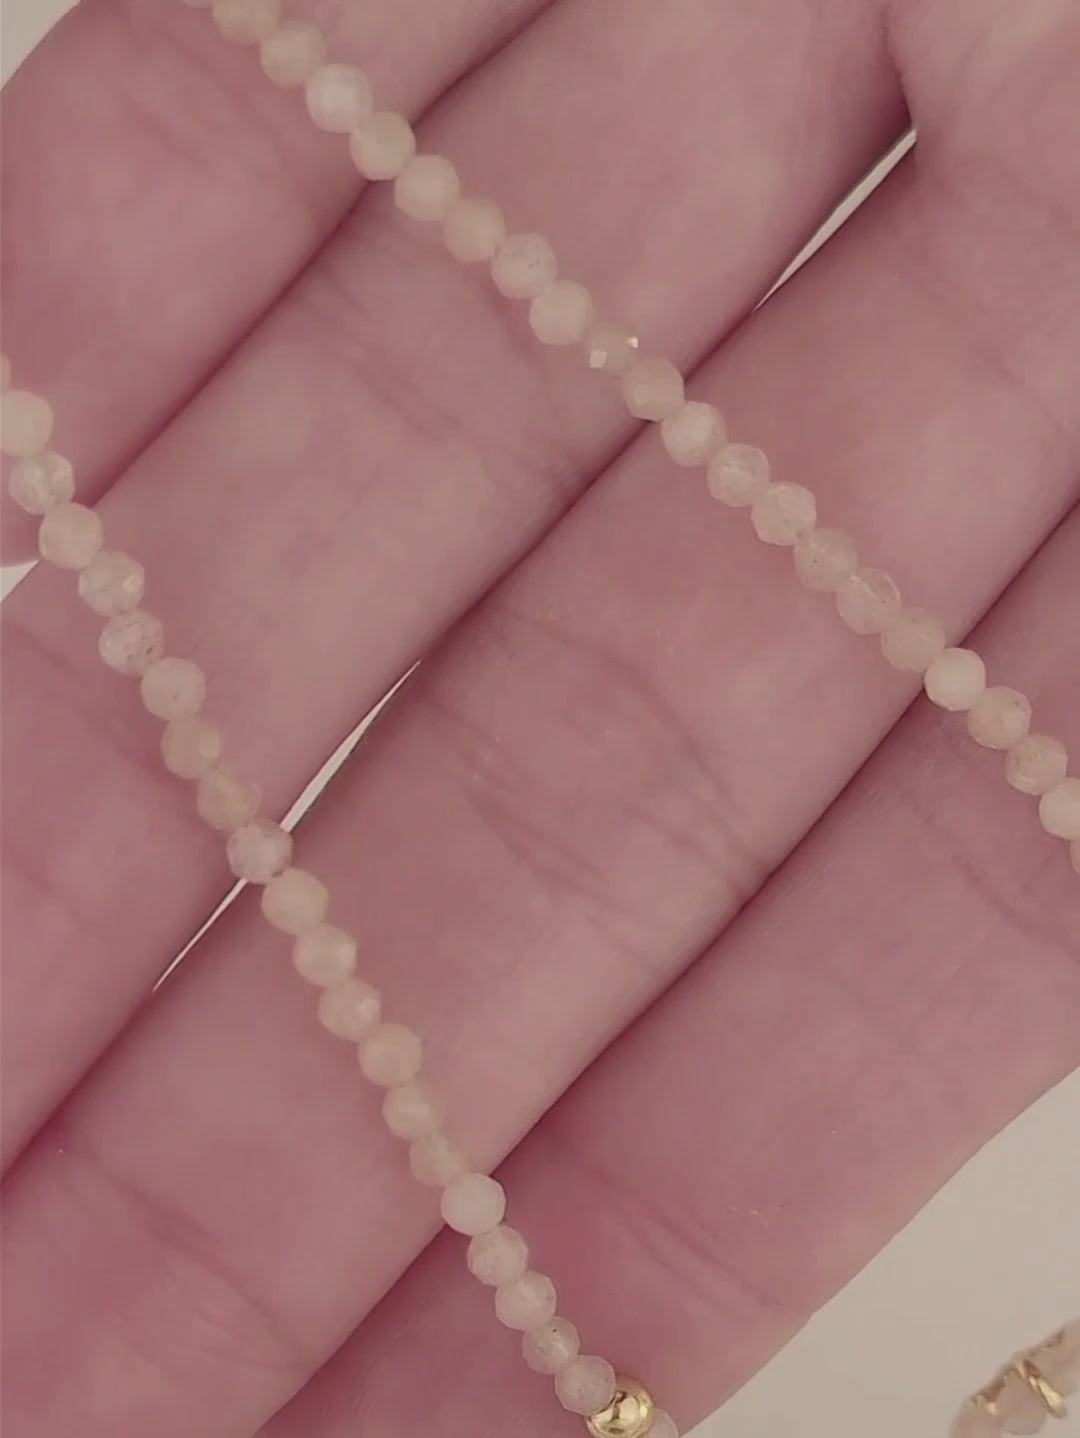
[441,1173,507,1235]
[923,647,987,712]
[212,0,281,44]
[226,819,292,883]
[197,763,261,833]
[38,503,103,570]
[1038,1320,1080,1393]
[793,527,859,592]
[394,155,461,222]
[491,233,558,299]
[622,356,685,422]
[966,686,1032,750]
[879,608,947,673]
[584,320,639,376]
[495,1271,558,1332]
[529,281,594,346]
[650,1414,680,1438]
[706,442,770,507]
[444,198,506,263]
[140,657,206,719]
[1006,734,1069,795]
[660,401,727,467]
[994,1370,1051,1433]
[522,1317,580,1375]
[293,923,357,986]
[317,977,381,1040]
[1039,777,1080,840]
[261,867,329,933]
[750,482,817,545]
[161,716,223,780]
[467,1225,529,1287]
[409,1131,468,1187]
[348,112,416,180]
[259,22,326,86]
[8,451,74,514]
[382,1080,443,1140]
[77,550,145,616]
[305,63,372,133]
[949,1405,998,1438]
[1,389,54,455]
[360,1022,423,1087]
[554,1355,618,1416]
[99,610,165,676]
[836,566,902,635]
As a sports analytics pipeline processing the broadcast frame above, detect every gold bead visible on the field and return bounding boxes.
[585,1377,656,1438]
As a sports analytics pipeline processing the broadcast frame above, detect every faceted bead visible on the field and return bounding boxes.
[621,356,684,422]
[555,1355,618,1416]
[444,198,506,263]
[261,867,329,933]
[706,443,770,507]
[212,0,281,43]
[394,155,461,222]
[966,686,1032,750]
[923,647,987,712]
[441,1173,507,1235]
[305,63,372,133]
[1,389,54,455]
[99,610,165,675]
[1006,734,1069,795]
[650,1414,680,1438]
[8,451,74,514]
[38,503,103,569]
[140,657,206,719]
[491,233,557,299]
[259,22,326,86]
[529,281,594,345]
[660,401,726,467]
[879,608,946,673]
[359,1022,423,1087]
[495,1271,558,1331]
[584,320,639,376]
[523,1317,580,1374]
[226,819,292,883]
[836,567,902,635]
[1039,777,1080,840]
[293,923,357,986]
[77,550,145,616]
[793,527,858,592]
[349,112,416,180]
[409,1131,468,1187]
[382,1080,442,1140]
[467,1225,529,1287]
[197,763,261,833]
[317,977,381,1040]
[161,716,223,780]
[949,1403,999,1438]
[750,482,817,545]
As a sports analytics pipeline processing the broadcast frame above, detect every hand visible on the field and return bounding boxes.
[2,2,1078,1435]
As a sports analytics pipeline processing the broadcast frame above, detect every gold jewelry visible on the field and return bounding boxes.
[954,1322,1079,1435]
[586,1377,657,1438]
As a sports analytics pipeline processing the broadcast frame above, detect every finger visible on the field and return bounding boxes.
[4,11,1078,1432]
[266,509,1080,1438]
[0,0,552,558]
[1,0,903,1163]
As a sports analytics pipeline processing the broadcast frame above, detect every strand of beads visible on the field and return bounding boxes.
[178,0,1080,875]
[2,343,669,1435]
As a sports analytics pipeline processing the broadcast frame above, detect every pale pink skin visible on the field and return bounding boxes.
[1,6,1078,1438]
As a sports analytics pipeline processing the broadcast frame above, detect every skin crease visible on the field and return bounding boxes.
[0,2,1078,1437]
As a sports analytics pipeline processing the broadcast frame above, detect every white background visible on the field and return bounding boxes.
[2,5,1077,1436]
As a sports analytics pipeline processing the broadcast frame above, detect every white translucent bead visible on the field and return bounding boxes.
[305,63,372,133]
[394,155,461,222]
[1,389,54,455]
[440,1173,507,1235]
[213,0,281,44]
[8,451,74,514]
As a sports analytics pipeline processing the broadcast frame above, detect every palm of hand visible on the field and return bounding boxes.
[1,2,1078,1436]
